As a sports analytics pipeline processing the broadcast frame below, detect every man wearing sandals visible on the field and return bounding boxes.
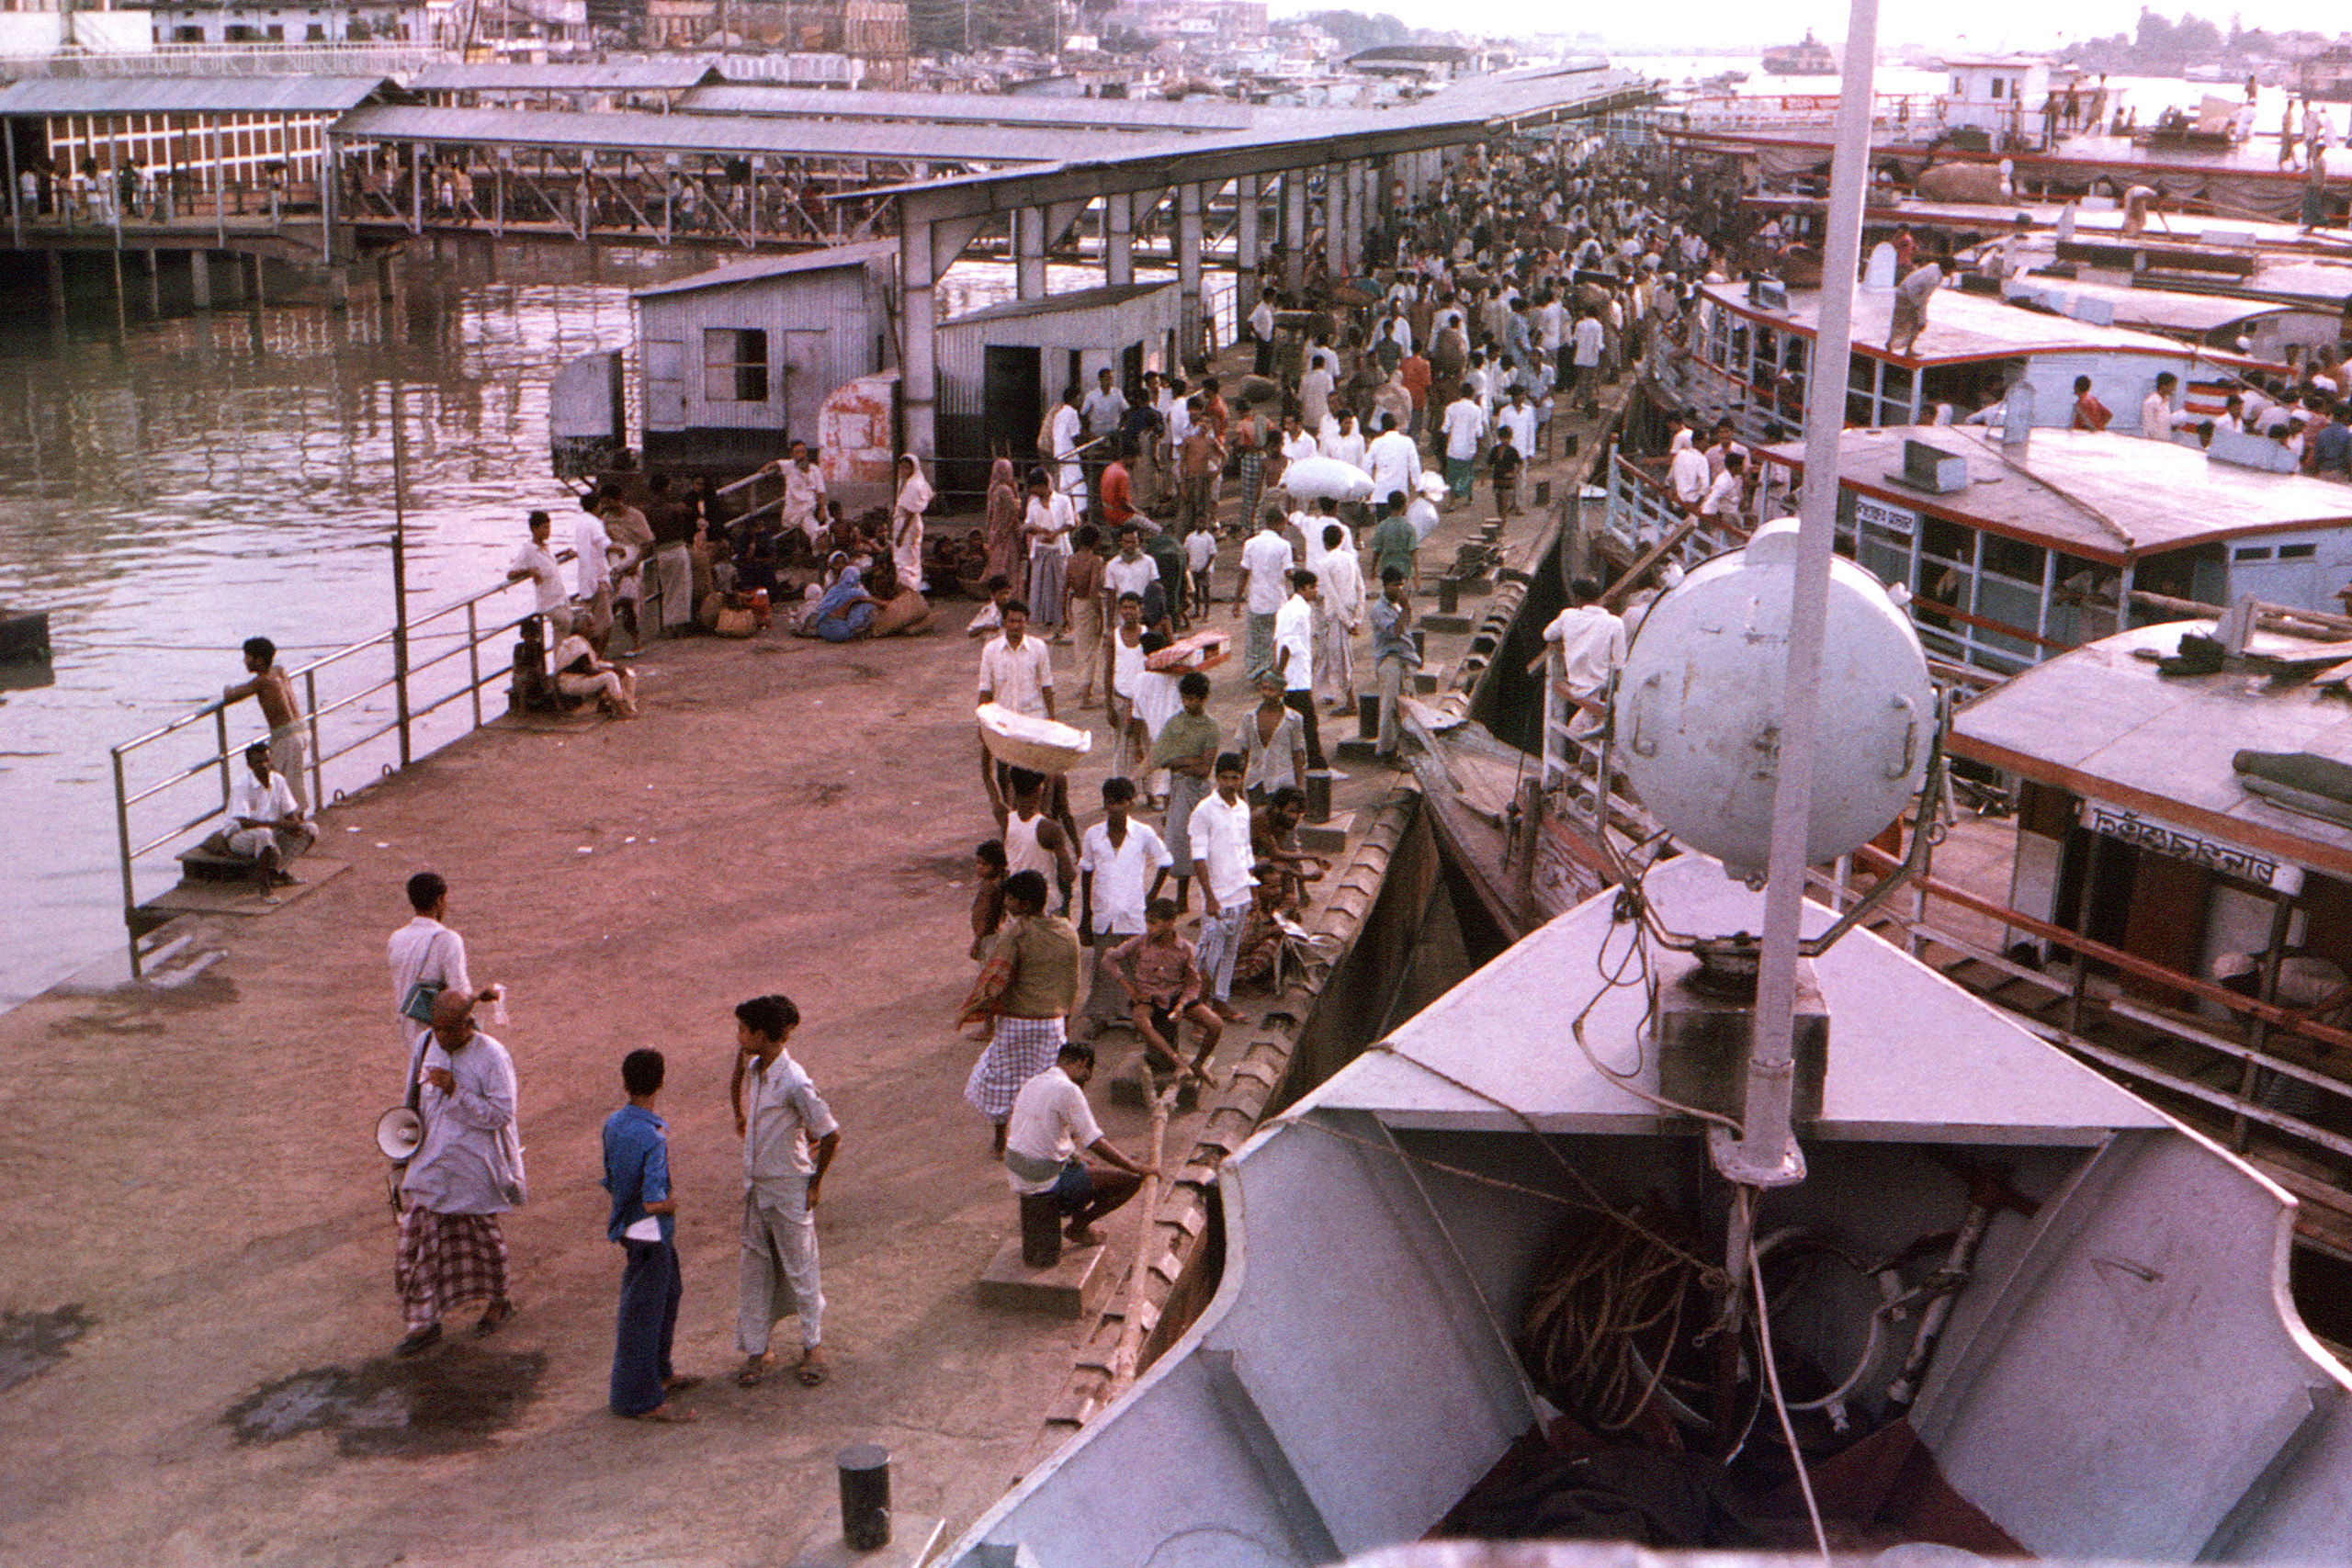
[729,994,841,1390]
[1003,1042,1158,1258]
[393,990,525,1357]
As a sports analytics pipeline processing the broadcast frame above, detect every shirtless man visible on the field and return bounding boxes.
[223,637,310,815]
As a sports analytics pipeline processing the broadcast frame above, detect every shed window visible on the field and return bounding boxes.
[2280,543,2317,559]
[704,329,768,402]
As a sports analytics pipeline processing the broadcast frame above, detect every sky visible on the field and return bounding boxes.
[1265,2,2341,52]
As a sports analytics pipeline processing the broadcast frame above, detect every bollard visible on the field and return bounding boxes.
[1533,479,1552,508]
[1357,694,1379,739]
[1305,768,1332,824]
[1565,432,1579,457]
[837,1443,891,1551]
[1437,576,1459,615]
[1412,628,1425,659]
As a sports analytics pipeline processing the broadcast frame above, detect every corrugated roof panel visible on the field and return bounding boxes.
[411,62,728,93]
[0,76,403,116]
[942,280,1175,324]
[674,85,1261,132]
[330,104,1174,164]
[632,239,896,299]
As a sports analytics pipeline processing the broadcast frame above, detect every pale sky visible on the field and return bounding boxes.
[1268,2,2339,52]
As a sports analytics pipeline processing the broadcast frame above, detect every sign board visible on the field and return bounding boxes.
[2081,798,2303,896]
[1852,494,1917,536]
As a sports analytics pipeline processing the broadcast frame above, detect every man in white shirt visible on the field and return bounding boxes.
[1049,390,1086,505]
[1273,569,1326,771]
[1080,367,1127,443]
[1525,580,1629,752]
[1699,450,1747,527]
[1497,386,1539,464]
[1237,509,1295,683]
[978,601,1058,818]
[1298,358,1335,434]
[2142,372,2179,441]
[1186,753,1256,1012]
[1077,775,1173,1035]
[1248,286,1279,378]
[777,443,826,544]
[1003,1041,1155,1264]
[1320,410,1367,470]
[504,510,571,637]
[1366,414,1421,503]
[1022,471,1078,637]
[1668,438,1713,516]
[209,740,312,903]
[388,870,500,1092]
[1440,387,1487,509]
[729,993,841,1389]
[1568,310,1606,410]
[394,990,525,1357]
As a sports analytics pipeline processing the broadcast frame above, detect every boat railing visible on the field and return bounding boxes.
[1650,90,1938,134]
[1600,452,1750,563]
[1816,836,2352,1221]
[107,546,597,979]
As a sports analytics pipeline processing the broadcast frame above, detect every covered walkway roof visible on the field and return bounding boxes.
[329,104,1177,166]
[0,76,411,116]
[410,62,729,94]
[875,66,1652,220]
[673,84,1272,133]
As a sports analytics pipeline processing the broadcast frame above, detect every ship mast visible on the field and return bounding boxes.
[1713,0,1882,1194]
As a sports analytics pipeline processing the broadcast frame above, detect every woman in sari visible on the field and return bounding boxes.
[891,454,933,593]
[983,457,1023,585]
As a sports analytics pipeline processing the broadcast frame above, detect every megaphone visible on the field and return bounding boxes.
[375,1106,424,1162]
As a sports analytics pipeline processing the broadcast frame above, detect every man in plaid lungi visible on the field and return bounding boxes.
[958,870,1080,1157]
[394,991,525,1357]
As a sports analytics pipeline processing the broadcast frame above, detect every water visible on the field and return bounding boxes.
[0,239,702,1010]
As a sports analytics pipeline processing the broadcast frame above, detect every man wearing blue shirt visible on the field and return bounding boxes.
[603,1048,698,1422]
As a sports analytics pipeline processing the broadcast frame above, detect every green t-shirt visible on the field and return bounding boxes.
[1370,514,1419,580]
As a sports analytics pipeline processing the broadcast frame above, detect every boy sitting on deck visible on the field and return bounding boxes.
[1106,898,1225,1089]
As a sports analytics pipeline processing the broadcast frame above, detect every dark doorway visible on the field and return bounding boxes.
[981,344,1043,491]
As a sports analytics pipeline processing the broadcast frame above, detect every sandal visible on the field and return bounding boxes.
[737,1353,776,1388]
[796,1354,828,1388]
[472,1299,514,1338]
[392,1323,441,1358]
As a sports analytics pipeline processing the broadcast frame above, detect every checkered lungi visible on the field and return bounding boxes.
[395,1205,508,1329]
[963,1014,1065,1122]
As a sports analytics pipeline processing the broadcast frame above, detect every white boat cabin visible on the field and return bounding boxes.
[1682,277,2266,446]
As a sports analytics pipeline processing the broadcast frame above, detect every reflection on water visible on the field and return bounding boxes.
[0,238,699,1010]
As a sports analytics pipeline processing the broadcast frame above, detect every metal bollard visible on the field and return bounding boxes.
[838,1443,891,1551]
[1357,694,1379,739]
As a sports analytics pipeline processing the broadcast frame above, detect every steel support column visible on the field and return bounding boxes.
[1105,189,1134,287]
[1283,169,1306,292]
[1176,180,1203,366]
[900,214,936,464]
[1236,171,1261,281]
[1016,205,1046,299]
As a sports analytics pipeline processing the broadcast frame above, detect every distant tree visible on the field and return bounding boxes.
[1301,9,1411,55]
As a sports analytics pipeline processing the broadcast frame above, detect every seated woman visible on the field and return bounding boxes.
[864,554,936,638]
[551,627,639,717]
[804,561,887,642]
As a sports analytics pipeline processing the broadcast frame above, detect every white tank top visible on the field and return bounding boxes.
[1005,809,1056,880]
[1112,628,1148,698]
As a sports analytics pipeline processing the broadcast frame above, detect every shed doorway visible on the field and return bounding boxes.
[984,345,1044,471]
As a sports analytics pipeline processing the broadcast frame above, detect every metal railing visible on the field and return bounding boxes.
[1599,451,1749,563]
[107,549,581,978]
[0,42,453,77]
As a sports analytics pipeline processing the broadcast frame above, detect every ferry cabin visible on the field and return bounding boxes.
[1951,620,2352,1147]
[1600,426,2352,679]
[1770,426,2352,676]
[1684,276,2266,446]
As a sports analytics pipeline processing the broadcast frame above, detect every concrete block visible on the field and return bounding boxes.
[977,1236,1109,1318]
[1419,613,1474,634]
[1335,738,1382,764]
[1298,814,1353,853]
[1413,672,1441,694]
[784,1515,944,1568]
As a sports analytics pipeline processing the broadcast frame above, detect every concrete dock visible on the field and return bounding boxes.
[0,353,1620,1565]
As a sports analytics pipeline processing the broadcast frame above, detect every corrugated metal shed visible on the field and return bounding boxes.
[330,104,1167,165]
[411,62,729,93]
[933,282,1178,496]
[633,240,896,299]
[635,241,897,468]
[674,85,1266,133]
[0,77,408,116]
